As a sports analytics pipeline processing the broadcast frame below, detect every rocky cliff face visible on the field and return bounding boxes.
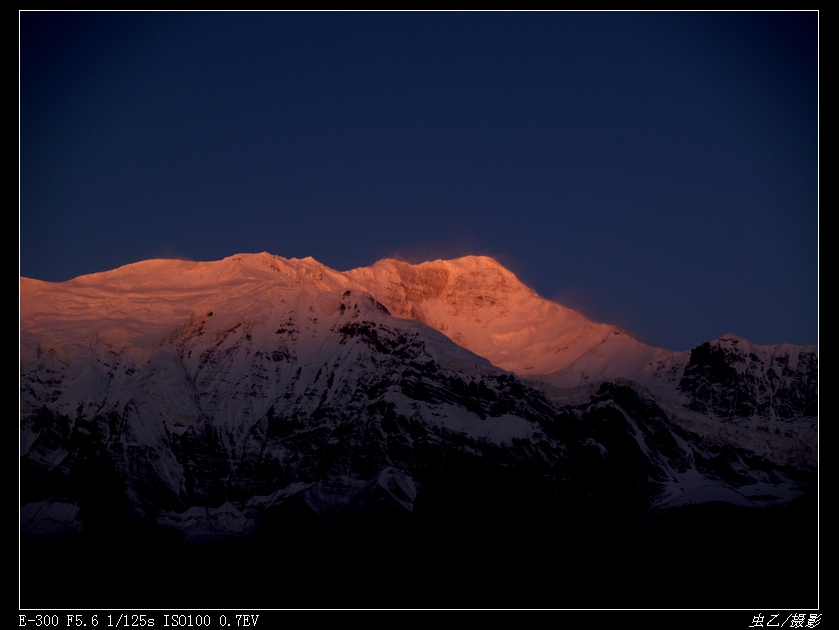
[679,335,817,419]
[668,335,817,469]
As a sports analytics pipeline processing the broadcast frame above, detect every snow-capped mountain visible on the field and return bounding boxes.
[19,253,817,608]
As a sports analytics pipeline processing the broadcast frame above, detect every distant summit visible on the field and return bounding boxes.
[22,252,660,377]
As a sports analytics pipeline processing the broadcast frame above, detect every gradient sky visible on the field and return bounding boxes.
[19,11,818,352]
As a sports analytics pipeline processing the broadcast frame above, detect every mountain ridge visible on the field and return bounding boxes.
[21,252,651,371]
[23,252,815,390]
[19,251,818,608]
[20,251,817,471]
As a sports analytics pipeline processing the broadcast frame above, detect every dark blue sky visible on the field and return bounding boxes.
[20,11,818,351]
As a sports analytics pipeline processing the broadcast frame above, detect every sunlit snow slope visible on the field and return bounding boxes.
[22,252,668,379]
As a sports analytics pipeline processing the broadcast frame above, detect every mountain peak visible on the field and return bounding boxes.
[368,254,513,275]
[20,251,658,378]
[715,333,747,346]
